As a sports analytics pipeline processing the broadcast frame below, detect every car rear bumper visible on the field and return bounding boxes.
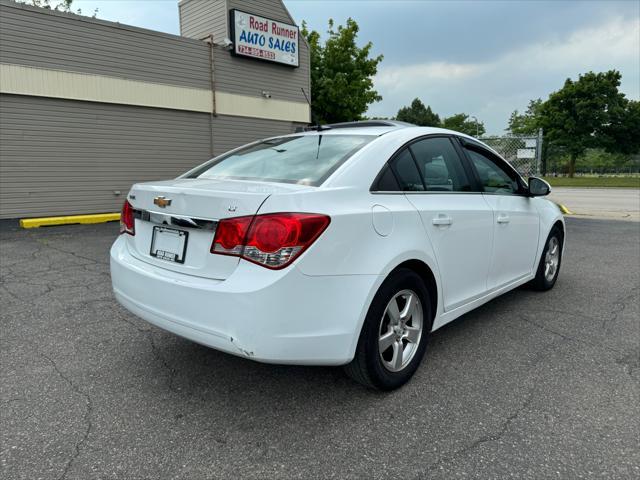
[110,236,380,365]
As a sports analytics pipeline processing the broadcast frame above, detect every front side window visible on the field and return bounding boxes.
[466,148,521,195]
[186,134,373,186]
[409,137,473,192]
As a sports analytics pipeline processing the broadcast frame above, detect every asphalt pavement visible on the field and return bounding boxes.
[1,217,639,479]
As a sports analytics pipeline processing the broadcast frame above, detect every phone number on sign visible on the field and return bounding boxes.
[237,45,276,60]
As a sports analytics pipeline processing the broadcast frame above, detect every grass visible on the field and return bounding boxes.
[542,176,640,188]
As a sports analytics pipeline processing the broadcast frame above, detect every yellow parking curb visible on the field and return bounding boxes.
[20,213,120,229]
[557,204,573,215]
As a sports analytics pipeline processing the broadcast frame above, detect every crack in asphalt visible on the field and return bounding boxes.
[0,282,22,302]
[513,310,626,357]
[515,310,640,380]
[111,308,179,393]
[34,237,108,267]
[148,331,179,393]
[1,236,108,284]
[602,287,639,331]
[0,397,28,405]
[615,351,640,376]
[422,338,567,475]
[34,348,93,480]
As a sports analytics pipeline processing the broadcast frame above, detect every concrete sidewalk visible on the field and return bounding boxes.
[549,187,640,221]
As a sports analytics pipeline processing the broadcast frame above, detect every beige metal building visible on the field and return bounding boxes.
[0,0,310,219]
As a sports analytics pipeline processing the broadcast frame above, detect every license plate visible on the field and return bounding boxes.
[150,226,188,263]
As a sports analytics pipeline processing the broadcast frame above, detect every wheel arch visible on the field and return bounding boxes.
[552,219,565,240]
[389,259,438,329]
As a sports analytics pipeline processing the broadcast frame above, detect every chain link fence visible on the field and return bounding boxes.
[479,130,543,177]
[479,131,639,176]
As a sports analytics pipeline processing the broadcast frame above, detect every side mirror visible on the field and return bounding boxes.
[528,177,551,197]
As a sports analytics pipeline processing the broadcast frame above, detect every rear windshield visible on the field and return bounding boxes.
[185,134,373,186]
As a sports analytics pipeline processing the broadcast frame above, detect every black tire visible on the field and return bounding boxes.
[344,268,432,391]
[530,225,563,291]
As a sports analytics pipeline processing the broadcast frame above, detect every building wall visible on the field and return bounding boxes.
[179,0,227,42]
[180,0,311,105]
[0,94,211,218]
[0,0,211,89]
[0,0,310,219]
[0,93,303,218]
[211,115,304,156]
[227,0,296,24]
[212,45,310,104]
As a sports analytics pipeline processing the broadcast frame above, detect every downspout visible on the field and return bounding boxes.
[204,34,217,157]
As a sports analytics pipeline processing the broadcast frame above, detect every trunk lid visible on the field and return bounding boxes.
[125,178,313,279]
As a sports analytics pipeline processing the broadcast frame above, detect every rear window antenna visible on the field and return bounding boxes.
[301,88,330,131]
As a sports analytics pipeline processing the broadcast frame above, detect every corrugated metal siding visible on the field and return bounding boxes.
[179,0,227,42]
[179,0,310,103]
[0,94,212,219]
[213,45,309,103]
[0,94,304,219]
[0,0,311,219]
[221,0,310,102]
[227,0,295,24]
[211,114,300,155]
[0,0,211,89]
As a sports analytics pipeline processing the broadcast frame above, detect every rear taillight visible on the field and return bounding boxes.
[119,200,135,235]
[211,213,330,269]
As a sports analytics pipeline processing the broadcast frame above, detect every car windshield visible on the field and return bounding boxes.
[186,134,374,186]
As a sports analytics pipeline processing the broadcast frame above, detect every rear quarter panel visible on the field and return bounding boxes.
[257,187,441,279]
[258,187,445,345]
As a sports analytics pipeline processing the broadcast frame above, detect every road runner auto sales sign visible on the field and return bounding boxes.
[230,9,299,67]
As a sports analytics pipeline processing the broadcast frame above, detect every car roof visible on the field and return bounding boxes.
[293,120,413,136]
[263,122,499,161]
[292,124,476,141]
[293,126,401,136]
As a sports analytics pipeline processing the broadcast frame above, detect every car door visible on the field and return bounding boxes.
[461,141,540,290]
[385,136,494,312]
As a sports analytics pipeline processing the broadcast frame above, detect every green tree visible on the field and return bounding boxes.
[507,99,543,135]
[301,18,383,124]
[18,0,73,10]
[395,98,441,126]
[442,113,485,137]
[600,99,640,156]
[537,70,639,177]
[580,149,628,172]
[17,0,97,16]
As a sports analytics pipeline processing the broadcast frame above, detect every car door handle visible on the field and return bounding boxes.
[432,215,452,226]
[497,214,510,224]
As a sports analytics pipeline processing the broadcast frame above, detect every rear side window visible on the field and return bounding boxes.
[375,164,401,191]
[409,137,472,192]
[186,134,373,186]
[391,148,425,191]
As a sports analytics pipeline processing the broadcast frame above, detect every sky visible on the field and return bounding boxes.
[73,0,640,134]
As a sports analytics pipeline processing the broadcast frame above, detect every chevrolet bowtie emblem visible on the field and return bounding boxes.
[153,196,172,208]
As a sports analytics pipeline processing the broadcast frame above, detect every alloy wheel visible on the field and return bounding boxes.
[378,289,423,372]
[544,236,560,283]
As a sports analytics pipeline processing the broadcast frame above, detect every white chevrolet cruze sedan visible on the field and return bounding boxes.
[110,121,565,390]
